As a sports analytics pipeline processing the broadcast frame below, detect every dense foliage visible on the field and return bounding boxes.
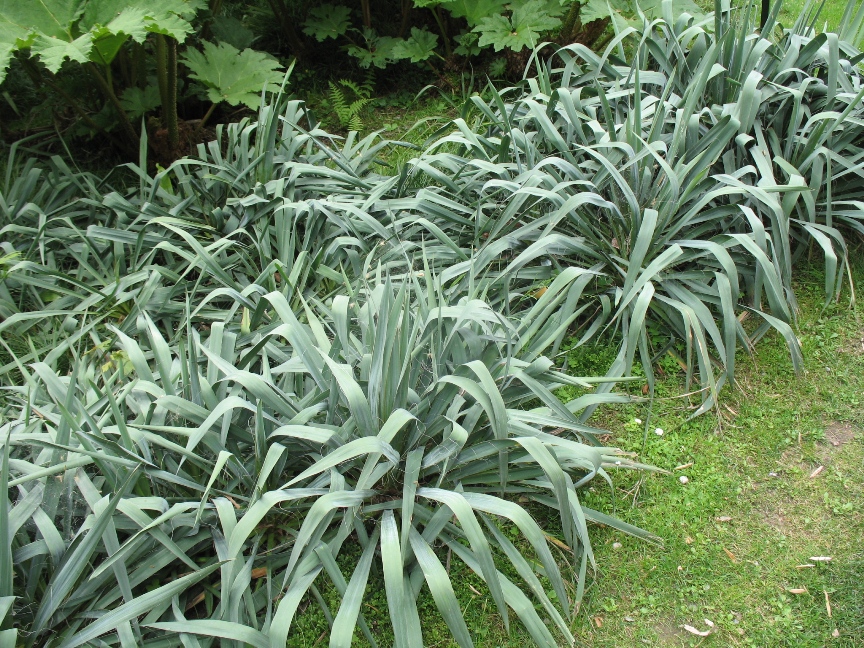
[0,0,711,159]
[0,0,290,158]
[1,1,863,646]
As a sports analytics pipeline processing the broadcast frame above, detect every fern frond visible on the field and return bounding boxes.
[329,79,368,131]
[328,81,351,127]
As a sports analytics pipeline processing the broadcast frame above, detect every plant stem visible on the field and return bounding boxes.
[167,37,179,151]
[154,34,180,153]
[361,0,372,29]
[131,41,147,89]
[560,1,583,43]
[199,102,218,130]
[431,6,452,58]
[19,59,130,152]
[267,0,305,57]
[399,0,411,38]
[87,63,140,151]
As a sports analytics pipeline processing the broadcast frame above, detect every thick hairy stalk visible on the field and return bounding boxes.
[154,34,180,153]
[560,1,582,42]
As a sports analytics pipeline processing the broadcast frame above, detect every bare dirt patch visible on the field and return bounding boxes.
[652,620,685,646]
[840,329,864,355]
[824,422,856,448]
[760,503,792,535]
[819,422,858,464]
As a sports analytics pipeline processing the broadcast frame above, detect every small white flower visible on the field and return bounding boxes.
[679,475,689,484]
[612,542,622,549]
[634,418,643,424]
[615,460,621,465]
[655,428,664,436]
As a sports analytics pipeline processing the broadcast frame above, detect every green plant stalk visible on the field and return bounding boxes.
[19,59,128,152]
[266,0,305,57]
[560,1,582,42]
[154,34,180,152]
[167,37,179,151]
[431,5,452,58]
[115,47,129,88]
[155,35,169,104]
[361,0,372,28]
[87,63,141,151]
[199,102,218,130]
[399,0,412,37]
[132,41,147,89]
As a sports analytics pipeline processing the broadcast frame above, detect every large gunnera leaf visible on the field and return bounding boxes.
[474,0,562,51]
[182,40,285,109]
[302,3,352,41]
[393,27,438,62]
[0,0,204,82]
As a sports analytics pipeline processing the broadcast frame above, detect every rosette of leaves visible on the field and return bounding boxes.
[394,27,439,62]
[0,271,657,647]
[345,27,406,68]
[303,5,405,69]
[302,3,353,40]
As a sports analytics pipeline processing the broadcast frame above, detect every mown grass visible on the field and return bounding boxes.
[778,0,849,30]
[692,0,848,30]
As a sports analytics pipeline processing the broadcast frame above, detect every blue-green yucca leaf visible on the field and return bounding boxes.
[147,620,269,647]
[408,527,475,647]
[4,3,862,645]
[32,467,141,633]
[59,564,220,648]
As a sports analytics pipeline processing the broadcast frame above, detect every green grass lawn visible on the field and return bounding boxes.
[777,0,849,30]
[693,0,853,34]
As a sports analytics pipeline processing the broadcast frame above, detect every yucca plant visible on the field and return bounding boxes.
[360,0,862,411]
[2,3,863,644]
[4,2,862,414]
[1,274,656,647]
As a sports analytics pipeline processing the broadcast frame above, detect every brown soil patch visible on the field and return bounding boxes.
[824,422,856,448]
[819,422,858,464]
[840,329,864,355]
[760,503,792,535]
[652,620,685,646]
